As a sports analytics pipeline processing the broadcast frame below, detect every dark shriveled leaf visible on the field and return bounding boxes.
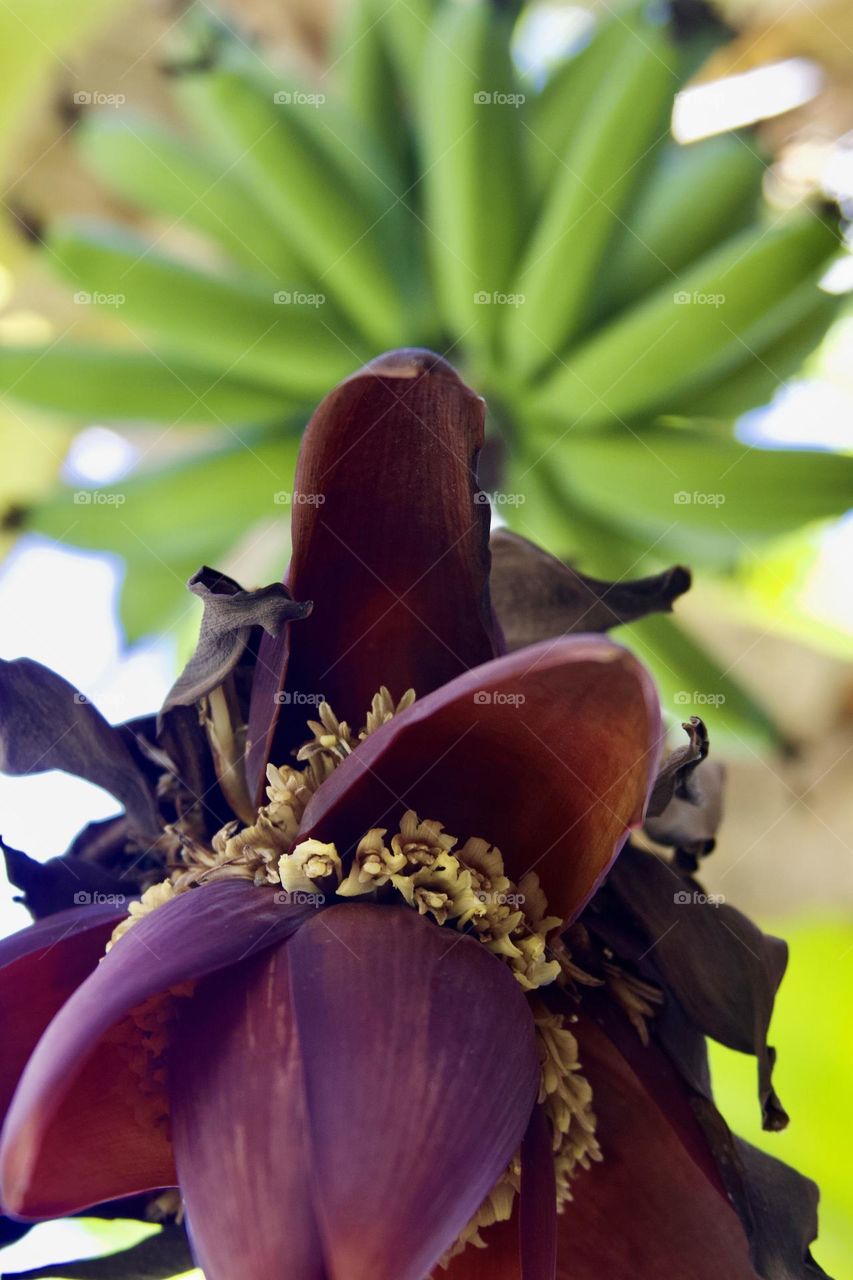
[647,1003,828,1280]
[646,715,709,818]
[3,1224,193,1279]
[160,566,311,714]
[602,844,789,1130]
[489,529,690,651]
[732,1139,829,1280]
[1,839,134,920]
[0,659,159,837]
[646,718,725,866]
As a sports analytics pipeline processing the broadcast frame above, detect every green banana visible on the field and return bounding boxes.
[531,211,840,428]
[674,288,840,419]
[77,112,306,283]
[47,222,364,398]
[0,344,288,423]
[380,0,440,90]
[527,2,644,198]
[334,0,412,190]
[505,7,678,379]
[418,0,528,364]
[174,54,409,346]
[592,132,767,321]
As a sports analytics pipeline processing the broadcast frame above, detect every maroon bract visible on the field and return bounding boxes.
[0,352,826,1279]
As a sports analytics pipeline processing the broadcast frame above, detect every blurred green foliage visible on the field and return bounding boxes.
[710,918,853,1277]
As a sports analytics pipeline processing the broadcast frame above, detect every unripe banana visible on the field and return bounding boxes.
[530,212,839,428]
[505,9,678,379]
[334,0,413,190]
[174,54,408,346]
[0,344,287,423]
[593,131,766,320]
[48,222,364,399]
[527,2,645,199]
[674,287,839,418]
[77,112,305,283]
[418,0,528,364]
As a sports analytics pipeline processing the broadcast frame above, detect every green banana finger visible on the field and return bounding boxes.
[673,287,840,419]
[527,2,645,199]
[531,211,840,428]
[507,8,678,379]
[0,344,290,423]
[502,451,785,749]
[593,131,767,321]
[380,0,440,91]
[334,0,412,190]
[77,112,306,283]
[47,221,365,399]
[418,0,528,365]
[175,56,408,346]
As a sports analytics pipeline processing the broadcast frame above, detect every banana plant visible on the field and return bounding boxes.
[1,0,851,750]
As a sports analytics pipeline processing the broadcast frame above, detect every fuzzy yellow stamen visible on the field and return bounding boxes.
[103,686,610,1273]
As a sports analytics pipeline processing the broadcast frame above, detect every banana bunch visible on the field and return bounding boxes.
[1,0,850,746]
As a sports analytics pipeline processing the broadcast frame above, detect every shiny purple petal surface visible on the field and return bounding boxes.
[171,946,326,1280]
[0,882,313,1216]
[288,904,539,1280]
